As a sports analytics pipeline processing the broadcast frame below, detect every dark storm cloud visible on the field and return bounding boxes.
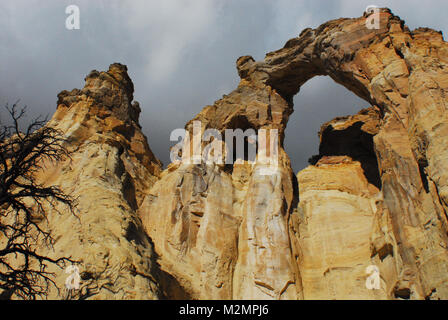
[1,0,448,173]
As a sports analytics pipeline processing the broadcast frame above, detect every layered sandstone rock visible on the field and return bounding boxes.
[291,108,387,299]
[138,74,301,300]
[139,8,448,300]
[31,64,164,299]
[5,8,448,300]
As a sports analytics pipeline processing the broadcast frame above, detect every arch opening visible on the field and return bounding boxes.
[284,76,381,188]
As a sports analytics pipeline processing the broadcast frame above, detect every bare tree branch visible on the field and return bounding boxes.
[0,103,77,300]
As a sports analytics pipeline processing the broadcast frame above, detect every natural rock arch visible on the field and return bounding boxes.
[138,8,448,299]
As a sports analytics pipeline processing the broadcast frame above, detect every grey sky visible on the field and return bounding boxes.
[1,0,447,173]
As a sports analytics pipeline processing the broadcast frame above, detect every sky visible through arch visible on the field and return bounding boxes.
[1,0,447,172]
[287,77,369,173]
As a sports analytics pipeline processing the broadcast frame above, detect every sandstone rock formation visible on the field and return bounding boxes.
[138,8,448,300]
[292,107,386,299]
[4,8,448,300]
[29,64,164,299]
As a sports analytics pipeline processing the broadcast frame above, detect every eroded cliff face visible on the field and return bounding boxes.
[291,107,386,300]
[30,64,164,299]
[138,8,448,300]
[11,8,448,300]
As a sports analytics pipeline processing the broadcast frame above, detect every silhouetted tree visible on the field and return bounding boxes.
[0,103,76,299]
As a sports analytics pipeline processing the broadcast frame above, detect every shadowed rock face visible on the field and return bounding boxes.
[13,8,448,300]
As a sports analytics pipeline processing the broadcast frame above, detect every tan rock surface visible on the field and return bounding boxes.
[4,8,448,300]
[140,8,448,300]
[32,64,164,299]
[291,108,386,299]
[294,160,384,299]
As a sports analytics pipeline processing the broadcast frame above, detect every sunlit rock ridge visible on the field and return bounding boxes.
[26,8,448,299]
